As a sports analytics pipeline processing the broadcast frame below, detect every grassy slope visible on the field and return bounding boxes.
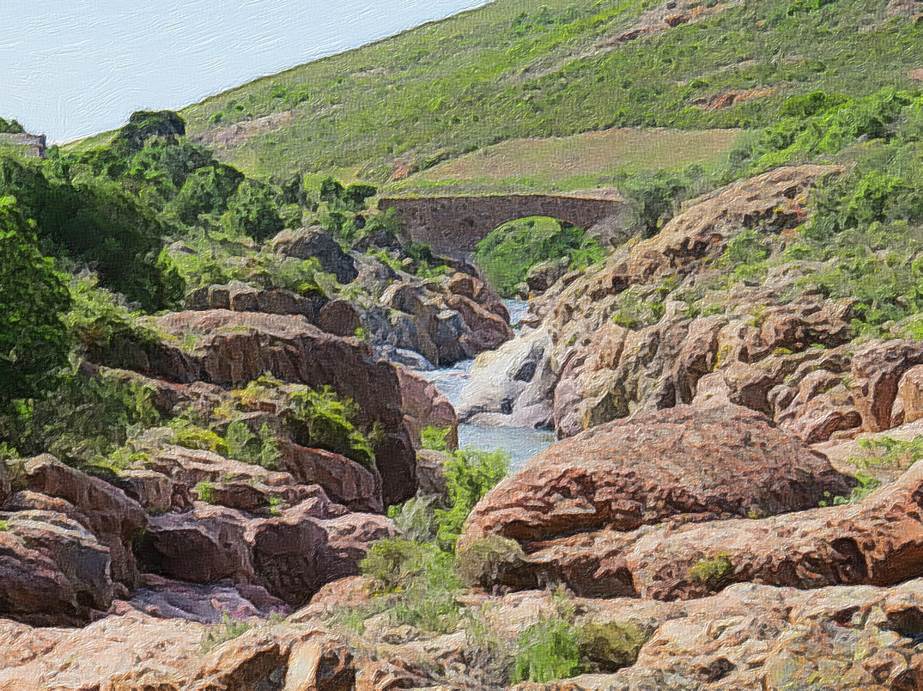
[171,0,920,182]
[388,126,741,195]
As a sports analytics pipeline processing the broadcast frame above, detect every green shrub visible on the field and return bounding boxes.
[576,622,649,673]
[475,217,605,297]
[387,495,439,543]
[64,274,159,363]
[0,367,160,469]
[288,385,377,468]
[0,157,183,310]
[193,481,217,504]
[222,179,284,241]
[420,425,452,452]
[456,535,526,589]
[168,418,228,455]
[610,286,666,330]
[435,449,508,550]
[819,471,881,506]
[688,552,734,588]
[511,617,581,684]
[0,519,10,531]
[851,436,923,470]
[199,614,251,652]
[361,538,463,634]
[224,420,281,470]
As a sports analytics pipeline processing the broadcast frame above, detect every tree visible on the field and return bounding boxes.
[169,164,244,225]
[0,196,72,405]
[223,179,284,241]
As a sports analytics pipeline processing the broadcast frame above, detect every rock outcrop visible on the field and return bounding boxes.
[145,309,416,505]
[271,226,359,284]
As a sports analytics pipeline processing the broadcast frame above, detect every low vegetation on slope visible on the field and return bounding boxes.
[168,0,920,180]
[388,126,741,195]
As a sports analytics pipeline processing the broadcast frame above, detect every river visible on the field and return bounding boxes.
[418,299,555,471]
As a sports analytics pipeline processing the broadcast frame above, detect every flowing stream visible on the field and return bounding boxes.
[418,299,555,471]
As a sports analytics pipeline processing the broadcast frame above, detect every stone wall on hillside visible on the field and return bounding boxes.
[379,192,627,256]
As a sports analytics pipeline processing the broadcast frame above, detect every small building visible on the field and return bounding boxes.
[0,132,47,158]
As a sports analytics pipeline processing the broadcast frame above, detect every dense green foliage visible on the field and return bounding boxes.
[474,216,605,296]
[0,117,24,135]
[434,449,509,549]
[0,197,72,405]
[0,157,183,310]
[511,616,581,683]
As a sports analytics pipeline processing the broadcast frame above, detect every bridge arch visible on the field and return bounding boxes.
[378,192,627,257]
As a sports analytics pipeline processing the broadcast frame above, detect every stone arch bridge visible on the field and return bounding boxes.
[378,192,628,257]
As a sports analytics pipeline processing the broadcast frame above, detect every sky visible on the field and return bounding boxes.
[0,0,487,143]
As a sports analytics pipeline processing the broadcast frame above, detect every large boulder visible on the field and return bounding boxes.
[281,442,384,514]
[463,403,852,551]
[271,227,359,284]
[457,325,556,429]
[618,454,923,600]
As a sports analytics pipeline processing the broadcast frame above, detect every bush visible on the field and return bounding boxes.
[456,535,526,589]
[193,481,217,504]
[360,538,463,633]
[387,495,439,542]
[0,196,72,405]
[511,617,581,684]
[168,418,229,455]
[576,622,649,672]
[420,425,451,452]
[819,471,880,506]
[435,449,508,550]
[0,367,160,469]
[688,552,734,588]
[224,420,282,470]
[0,158,183,310]
[474,216,605,297]
[0,117,24,135]
[223,179,284,241]
[288,385,377,468]
[169,164,244,226]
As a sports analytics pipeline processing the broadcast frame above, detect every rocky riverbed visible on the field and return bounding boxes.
[4,163,923,689]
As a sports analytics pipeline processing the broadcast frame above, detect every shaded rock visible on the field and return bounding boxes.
[899,364,923,425]
[138,503,254,585]
[16,455,146,587]
[272,227,359,284]
[281,442,384,513]
[851,340,923,432]
[415,449,450,499]
[0,510,113,626]
[396,367,459,450]
[129,574,289,623]
[316,298,363,337]
[186,281,327,320]
[526,257,570,294]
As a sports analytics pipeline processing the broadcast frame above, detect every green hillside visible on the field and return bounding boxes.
[171,0,921,181]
